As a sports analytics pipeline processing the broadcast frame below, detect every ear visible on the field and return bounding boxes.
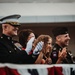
[2,24,9,31]
[2,24,7,29]
[56,35,61,41]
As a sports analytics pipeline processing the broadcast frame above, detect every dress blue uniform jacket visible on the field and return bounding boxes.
[0,34,36,64]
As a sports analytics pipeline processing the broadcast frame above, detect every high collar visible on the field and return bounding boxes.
[53,43,62,51]
[1,34,12,41]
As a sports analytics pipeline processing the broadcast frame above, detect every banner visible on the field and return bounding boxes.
[0,63,75,75]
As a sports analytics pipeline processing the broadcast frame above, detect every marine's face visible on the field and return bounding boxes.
[58,33,70,47]
[6,24,19,37]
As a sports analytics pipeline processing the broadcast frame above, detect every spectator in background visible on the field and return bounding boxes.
[33,35,52,64]
[18,29,35,52]
[50,27,73,64]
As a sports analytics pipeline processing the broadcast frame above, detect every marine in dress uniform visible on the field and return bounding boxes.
[50,27,73,64]
[0,14,36,64]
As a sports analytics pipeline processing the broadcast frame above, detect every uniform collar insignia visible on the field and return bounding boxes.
[2,34,12,40]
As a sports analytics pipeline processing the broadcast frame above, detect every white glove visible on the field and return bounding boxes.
[25,37,35,55]
[33,41,44,55]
